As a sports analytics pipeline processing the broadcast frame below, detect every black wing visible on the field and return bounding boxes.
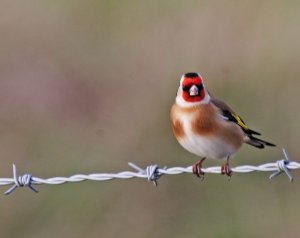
[221,109,276,148]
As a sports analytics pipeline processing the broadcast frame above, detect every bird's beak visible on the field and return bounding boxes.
[189,85,199,96]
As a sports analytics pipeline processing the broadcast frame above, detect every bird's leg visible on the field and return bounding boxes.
[192,157,206,178]
[221,157,232,177]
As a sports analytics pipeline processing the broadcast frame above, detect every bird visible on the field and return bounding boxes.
[170,72,275,177]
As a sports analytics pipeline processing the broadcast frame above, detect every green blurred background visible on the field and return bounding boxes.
[1,1,300,237]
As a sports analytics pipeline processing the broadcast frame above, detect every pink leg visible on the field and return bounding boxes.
[192,158,206,178]
[221,157,232,177]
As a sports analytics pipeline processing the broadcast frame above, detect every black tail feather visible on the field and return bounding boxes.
[245,128,261,136]
[246,135,276,149]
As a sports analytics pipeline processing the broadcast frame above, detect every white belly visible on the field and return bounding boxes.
[178,114,240,160]
[178,133,237,160]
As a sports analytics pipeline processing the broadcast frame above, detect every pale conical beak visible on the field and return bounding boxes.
[189,85,199,96]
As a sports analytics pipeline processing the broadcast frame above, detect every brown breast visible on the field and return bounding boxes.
[171,102,244,150]
[170,104,185,140]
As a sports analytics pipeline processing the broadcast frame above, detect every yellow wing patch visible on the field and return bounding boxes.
[232,113,249,130]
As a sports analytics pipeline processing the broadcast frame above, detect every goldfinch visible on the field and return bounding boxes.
[170,72,275,177]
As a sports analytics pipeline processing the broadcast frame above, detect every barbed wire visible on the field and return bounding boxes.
[1,149,299,195]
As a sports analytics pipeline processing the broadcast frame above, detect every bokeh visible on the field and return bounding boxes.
[1,1,300,237]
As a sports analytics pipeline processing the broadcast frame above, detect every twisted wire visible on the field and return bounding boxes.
[1,149,298,195]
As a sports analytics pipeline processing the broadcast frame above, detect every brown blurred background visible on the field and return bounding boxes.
[0,1,300,237]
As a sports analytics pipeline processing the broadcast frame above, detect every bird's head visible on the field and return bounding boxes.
[176,72,210,107]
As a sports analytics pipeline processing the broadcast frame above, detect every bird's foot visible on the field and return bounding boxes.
[192,158,206,179]
[221,161,232,177]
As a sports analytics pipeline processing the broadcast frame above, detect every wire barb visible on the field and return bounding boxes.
[4,164,38,195]
[269,149,294,182]
[128,162,167,186]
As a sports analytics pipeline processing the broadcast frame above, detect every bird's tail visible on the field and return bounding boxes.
[246,135,276,149]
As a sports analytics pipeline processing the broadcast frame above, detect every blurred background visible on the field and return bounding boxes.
[0,0,300,237]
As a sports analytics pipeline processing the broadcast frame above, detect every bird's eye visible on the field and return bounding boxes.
[197,84,204,91]
[182,85,190,92]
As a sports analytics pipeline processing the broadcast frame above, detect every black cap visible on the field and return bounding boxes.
[184,72,199,78]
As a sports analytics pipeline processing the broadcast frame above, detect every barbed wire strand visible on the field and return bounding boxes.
[1,148,299,195]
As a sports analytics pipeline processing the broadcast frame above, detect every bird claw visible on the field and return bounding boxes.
[192,159,205,180]
[221,162,232,177]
